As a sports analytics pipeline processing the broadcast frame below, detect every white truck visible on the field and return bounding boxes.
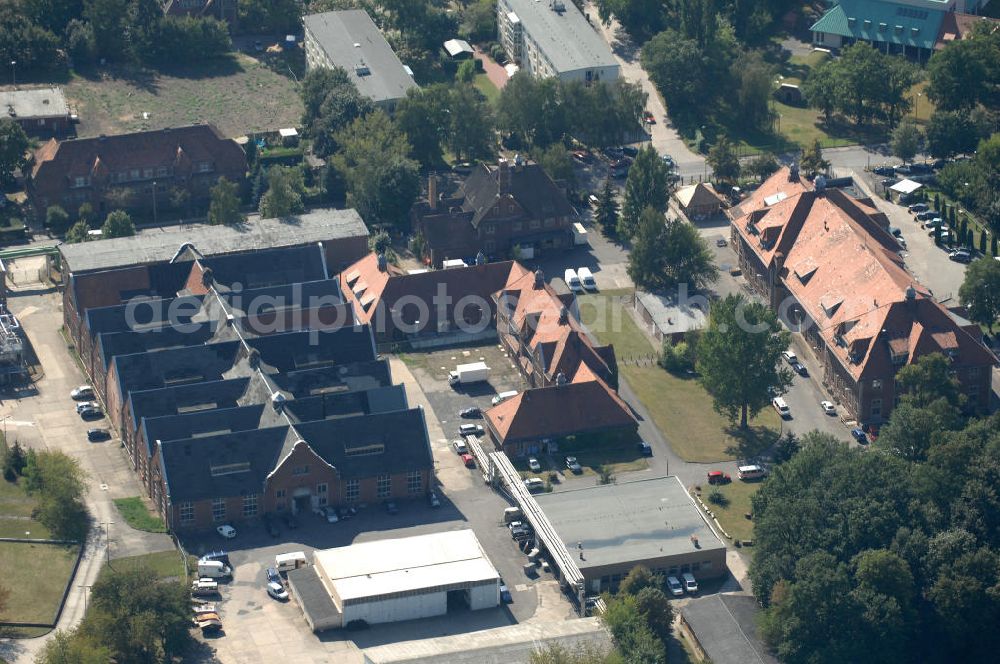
[197,560,232,579]
[448,361,489,386]
[572,222,589,245]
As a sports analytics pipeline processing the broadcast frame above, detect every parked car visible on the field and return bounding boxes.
[216,524,237,539]
[565,456,583,474]
[75,401,100,414]
[524,477,545,492]
[86,428,110,442]
[621,145,639,157]
[851,428,869,444]
[527,457,541,472]
[70,385,94,400]
[907,203,928,213]
[782,350,797,365]
[873,165,895,176]
[266,568,288,601]
[321,505,339,523]
[337,506,358,520]
[637,441,653,456]
[452,439,468,454]
[682,572,699,594]
[461,453,476,468]
[642,110,656,125]
[500,583,513,603]
[820,400,837,415]
[428,491,441,508]
[791,361,808,377]
[949,249,972,263]
[79,406,102,419]
[922,218,943,229]
[916,210,940,221]
[667,575,684,596]
[459,407,482,418]
[707,470,731,484]
[384,501,399,515]
[458,423,484,436]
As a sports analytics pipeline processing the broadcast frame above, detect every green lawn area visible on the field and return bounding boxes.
[0,478,37,518]
[696,479,760,543]
[113,497,167,533]
[0,541,80,624]
[579,291,780,463]
[0,517,51,539]
[97,550,196,586]
[474,72,500,106]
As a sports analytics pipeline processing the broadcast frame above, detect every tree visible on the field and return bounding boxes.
[799,139,830,177]
[460,0,496,42]
[395,84,448,168]
[84,0,128,61]
[926,111,981,158]
[0,5,64,72]
[877,397,961,462]
[80,567,193,662]
[733,50,774,130]
[237,0,302,33]
[530,642,623,664]
[802,60,838,123]
[46,206,71,234]
[497,73,565,147]
[641,30,712,125]
[745,152,779,181]
[445,85,495,161]
[896,352,962,409]
[76,202,95,225]
[697,293,792,428]
[65,19,98,66]
[3,440,27,480]
[926,39,991,111]
[259,165,304,218]
[333,112,419,228]
[301,67,374,158]
[456,58,476,83]
[22,450,88,540]
[65,220,92,244]
[207,177,243,226]
[101,210,135,238]
[602,594,666,664]
[34,629,110,664]
[707,136,740,185]
[959,257,1000,332]
[594,179,619,237]
[533,143,576,188]
[618,566,661,597]
[596,0,665,43]
[0,119,30,181]
[628,210,717,291]
[23,0,85,36]
[619,146,671,238]
[891,119,924,164]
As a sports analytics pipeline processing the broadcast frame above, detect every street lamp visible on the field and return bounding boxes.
[9,61,15,88]
[152,180,158,224]
[915,92,923,120]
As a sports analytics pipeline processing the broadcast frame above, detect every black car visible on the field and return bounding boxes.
[873,166,895,176]
[79,407,103,420]
[459,407,481,419]
[637,441,653,456]
[621,145,639,157]
[87,428,110,442]
[791,361,808,377]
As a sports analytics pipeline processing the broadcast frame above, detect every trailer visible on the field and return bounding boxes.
[448,361,489,386]
[572,222,589,245]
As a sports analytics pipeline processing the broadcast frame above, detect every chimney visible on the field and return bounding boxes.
[559,306,568,324]
[247,348,261,369]
[270,391,286,412]
[428,174,438,210]
[555,372,567,385]
[533,269,544,289]
[376,253,387,272]
[475,251,487,266]
[201,266,214,289]
[498,158,510,194]
[789,163,799,182]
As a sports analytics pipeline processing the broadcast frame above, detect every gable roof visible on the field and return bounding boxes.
[501,0,618,75]
[460,160,575,227]
[485,376,635,443]
[675,182,725,209]
[303,10,418,105]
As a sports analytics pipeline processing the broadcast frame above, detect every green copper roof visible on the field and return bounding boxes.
[811,0,945,50]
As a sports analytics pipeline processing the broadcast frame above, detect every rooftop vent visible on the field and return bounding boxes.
[555,371,567,385]
[551,0,566,12]
[355,64,370,76]
[533,269,544,289]
[376,253,388,272]
[270,391,286,412]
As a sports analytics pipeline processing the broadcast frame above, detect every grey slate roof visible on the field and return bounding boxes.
[303,10,418,105]
[85,295,205,338]
[196,245,329,290]
[461,162,576,228]
[0,87,69,119]
[128,377,252,424]
[500,0,618,75]
[59,209,368,273]
[681,595,779,664]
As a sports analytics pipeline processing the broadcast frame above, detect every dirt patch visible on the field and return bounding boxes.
[64,54,303,138]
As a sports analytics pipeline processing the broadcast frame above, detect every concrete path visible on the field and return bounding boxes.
[0,287,173,664]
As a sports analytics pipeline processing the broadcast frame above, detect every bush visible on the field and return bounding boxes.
[2,440,27,481]
[45,205,71,234]
[708,490,729,507]
[659,338,696,374]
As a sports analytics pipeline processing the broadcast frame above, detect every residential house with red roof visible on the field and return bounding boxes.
[730,167,996,425]
[27,123,247,221]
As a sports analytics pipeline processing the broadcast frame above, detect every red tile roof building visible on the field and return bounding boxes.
[730,167,996,425]
[27,123,247,221]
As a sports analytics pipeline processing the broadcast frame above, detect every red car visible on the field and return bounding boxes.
[642,111,656,125]
[461,453,476,468]
[707,470,731,485]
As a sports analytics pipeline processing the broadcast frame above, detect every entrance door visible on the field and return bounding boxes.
[292,493,310,515]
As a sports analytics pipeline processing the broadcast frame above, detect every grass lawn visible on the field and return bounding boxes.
[113,497,167,533]
[64,53,303,138]
[579,291,780,463]
[97,550,196,586]
[0,517,52,539]
[0,478,37,518]
[0,541,80,624]
[696,480,760,543]
[474,72,501,105]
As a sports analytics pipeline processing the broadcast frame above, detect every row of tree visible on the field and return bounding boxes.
[596,0,800,45]
[935,133,1000,232]
[752,353,1000,663]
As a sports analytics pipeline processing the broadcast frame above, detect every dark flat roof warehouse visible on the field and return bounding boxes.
[534,476,726,571]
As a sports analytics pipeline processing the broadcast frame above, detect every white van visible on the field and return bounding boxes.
[275,551,308,573]
[682,572,698,594]
[503,506,523,524]
[577,267,596,291]
[737,464,768,480]
[197,560,232,579]
[564,268,583,293]
[772,396,790,418]
[491,390,518,406]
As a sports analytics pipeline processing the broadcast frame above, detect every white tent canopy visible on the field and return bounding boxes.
[890,179,923,195]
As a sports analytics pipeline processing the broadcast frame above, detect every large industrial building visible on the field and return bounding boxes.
[535,476,728,594]
[292,530,501,631]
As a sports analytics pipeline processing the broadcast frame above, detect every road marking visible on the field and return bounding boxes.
[99,484,109,491]
[3,420,35,427]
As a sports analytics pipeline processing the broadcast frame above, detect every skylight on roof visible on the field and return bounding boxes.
[763,192,788,207]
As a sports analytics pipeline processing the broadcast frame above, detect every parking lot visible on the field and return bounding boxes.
[181,345,582,663]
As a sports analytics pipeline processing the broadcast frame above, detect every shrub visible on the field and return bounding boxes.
[708,490,729,507]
